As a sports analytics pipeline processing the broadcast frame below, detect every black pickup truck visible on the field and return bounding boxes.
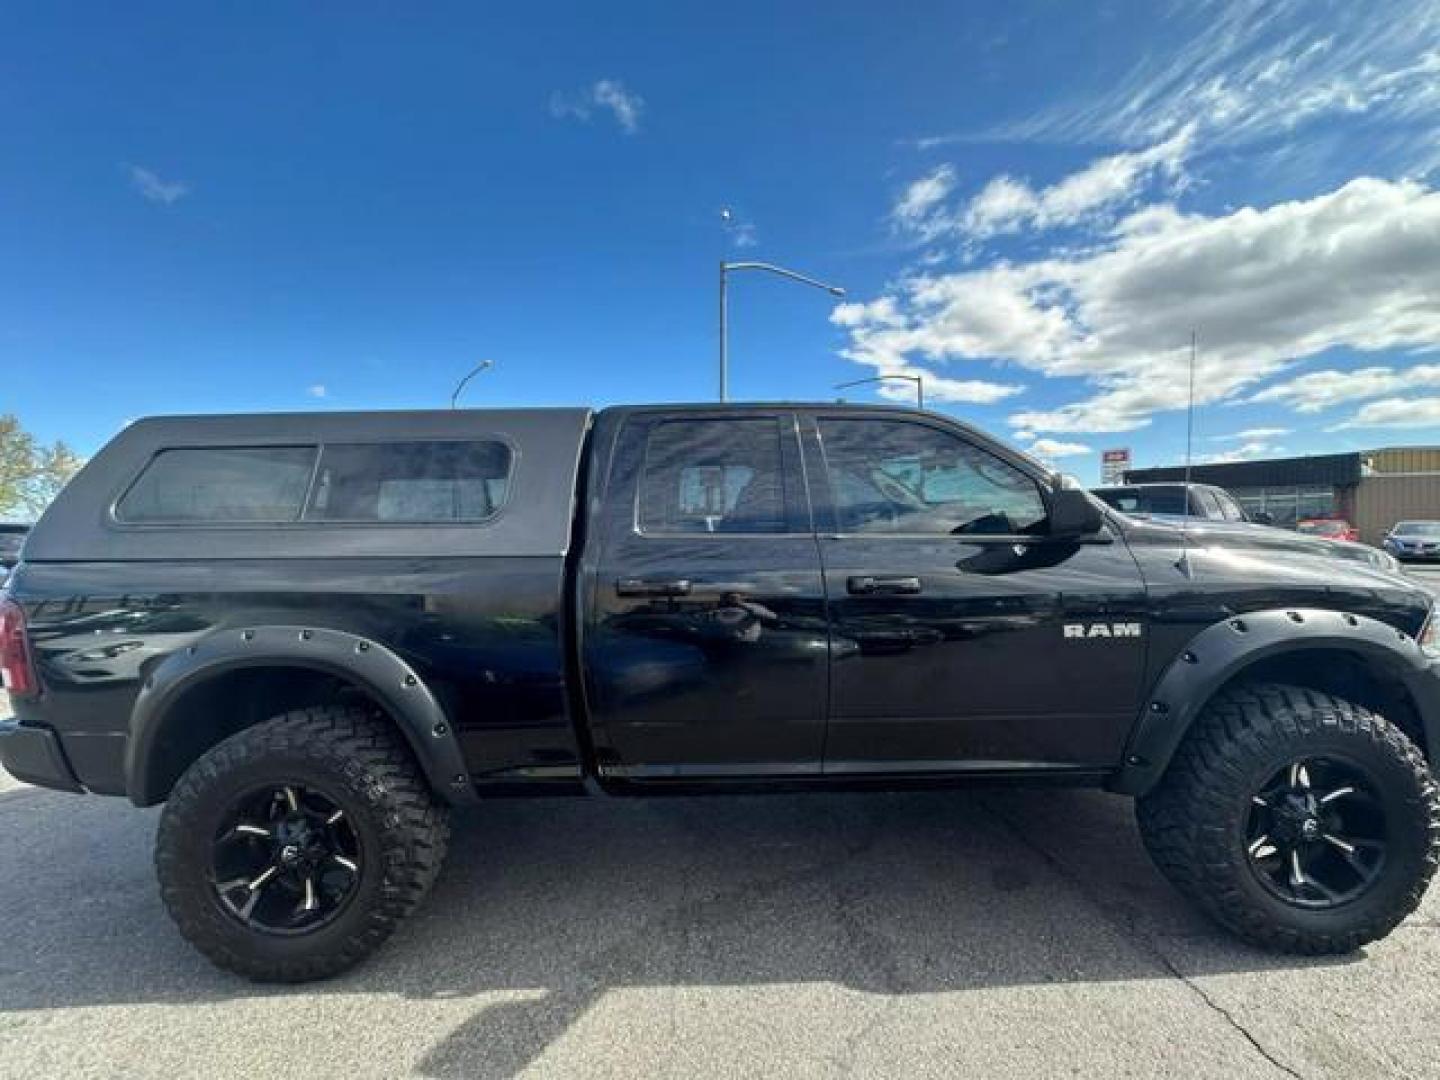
[3,404,1438,981]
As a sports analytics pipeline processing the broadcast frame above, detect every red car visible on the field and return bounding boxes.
[1296,517,1359,542]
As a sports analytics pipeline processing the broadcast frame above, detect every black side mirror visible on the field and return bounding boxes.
[1049,488,1105,539]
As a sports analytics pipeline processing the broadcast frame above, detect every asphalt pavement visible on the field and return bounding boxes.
[2,564,1440,1079]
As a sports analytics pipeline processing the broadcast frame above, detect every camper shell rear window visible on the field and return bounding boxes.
[116,440,514,526]
[116,446,317,523]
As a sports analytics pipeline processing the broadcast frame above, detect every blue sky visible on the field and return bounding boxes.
[3,1,1438,483]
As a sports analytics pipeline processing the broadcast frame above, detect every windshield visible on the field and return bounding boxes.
[1394,521,1440,537]
[1297,520,1347,536]
[1092,487,1186,516]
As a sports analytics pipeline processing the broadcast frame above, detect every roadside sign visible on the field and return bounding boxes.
[1102,448,1131,485]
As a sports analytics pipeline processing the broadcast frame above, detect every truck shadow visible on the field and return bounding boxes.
[0,784,1365,1077]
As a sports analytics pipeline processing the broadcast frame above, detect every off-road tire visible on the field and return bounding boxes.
[1137,682,1440,954]
[156,704,450,981]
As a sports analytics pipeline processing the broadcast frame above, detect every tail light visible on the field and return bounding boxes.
[0,597,37,697]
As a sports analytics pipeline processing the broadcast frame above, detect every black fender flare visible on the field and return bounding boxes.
[1111,607,1440,796]
[125,625,478,807]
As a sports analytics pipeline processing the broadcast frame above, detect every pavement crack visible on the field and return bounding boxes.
[978,795,1308,1080]
[1149,947,1306,1080]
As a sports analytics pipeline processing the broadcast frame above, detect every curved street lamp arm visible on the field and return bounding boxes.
[450,360,494,409]
[722,261,846,297]
[718,260,846,402]
[833,374,925,410]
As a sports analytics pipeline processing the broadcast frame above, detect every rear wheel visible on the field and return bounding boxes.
[1137,683,1440,953]
[156,704,450,981]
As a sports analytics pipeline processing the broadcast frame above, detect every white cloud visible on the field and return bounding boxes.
[968,126,1192,239]
[959,2,1440,167]
[307,384,328,399]
[839,177,1440,434]
[1330,397,1440,430]
[720,207,759,249]
[893,128,1192,243]
[127,165,189,205]
[892,165,957,238]
[830,298,1026,406]
[1200,440,1286,464]
[831,297,905,329]
[1029,438,1091,459]
[847,364,1022,407]
[1249,365,1440,412]
[549,79,644,135]
[1211,427,1292,441]
[593,79,643,134]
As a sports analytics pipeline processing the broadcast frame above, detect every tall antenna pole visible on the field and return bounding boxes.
[1183,329,1197,491]
[1177,330,1198,576]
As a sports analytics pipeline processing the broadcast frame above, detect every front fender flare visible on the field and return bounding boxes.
[1110,607,1440,796]
[126,625,478,806]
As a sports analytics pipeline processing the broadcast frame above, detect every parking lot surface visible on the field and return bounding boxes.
[2,768,1439,1078]
[2,562,1439,1079]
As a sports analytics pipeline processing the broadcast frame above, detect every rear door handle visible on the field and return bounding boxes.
[616,578,692,598]
[846,575,923,595]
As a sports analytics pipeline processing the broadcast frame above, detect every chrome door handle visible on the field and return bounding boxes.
[616,578,693,598]
[847,575,922,595]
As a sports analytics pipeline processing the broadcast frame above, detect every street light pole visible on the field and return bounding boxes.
[450,360,494,409]
[719,262,729,402]
[718,261,845,402]
[834,373,926,410]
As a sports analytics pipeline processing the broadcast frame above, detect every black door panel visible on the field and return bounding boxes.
[808,414,1148,773]
[821,535,1148,768]
[583,412,829,776]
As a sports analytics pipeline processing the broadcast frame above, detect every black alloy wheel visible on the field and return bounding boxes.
[212,782,363,934]
[157,704,449,981]
[1137,682,1440,954]
[1244,756,1388,909]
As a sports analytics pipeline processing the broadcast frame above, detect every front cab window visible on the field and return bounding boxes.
[818,418,1048,536]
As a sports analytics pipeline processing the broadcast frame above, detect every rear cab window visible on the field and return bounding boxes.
[1097,486,1186,517]
[638,418,788,534]
[1094,488,1141,513]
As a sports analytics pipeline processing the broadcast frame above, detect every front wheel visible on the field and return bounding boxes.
[1137,683,1440,954]
[156,704,450,981]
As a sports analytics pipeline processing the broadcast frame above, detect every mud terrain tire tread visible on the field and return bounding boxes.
[1137,682,1440,954]
[155,704,450,982]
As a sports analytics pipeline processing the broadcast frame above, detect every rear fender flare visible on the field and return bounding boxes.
[1111,607,1439,796]
[126,625,477,806]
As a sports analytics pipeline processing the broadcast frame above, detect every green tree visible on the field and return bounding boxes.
[0,414,84,518]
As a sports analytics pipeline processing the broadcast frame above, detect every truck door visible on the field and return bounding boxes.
[582,411,829,777]
[805,413,1148,775]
